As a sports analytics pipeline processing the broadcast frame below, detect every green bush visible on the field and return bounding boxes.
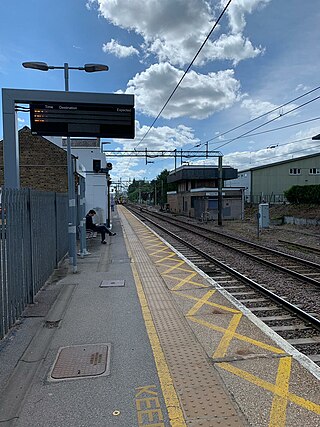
[284,185,320,204]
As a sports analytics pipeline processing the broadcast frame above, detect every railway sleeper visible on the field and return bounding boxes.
[271,324,312,332]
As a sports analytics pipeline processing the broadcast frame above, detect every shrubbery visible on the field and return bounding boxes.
[284,185,320,204]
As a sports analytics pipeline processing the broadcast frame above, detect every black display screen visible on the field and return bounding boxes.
[30,101,135,138]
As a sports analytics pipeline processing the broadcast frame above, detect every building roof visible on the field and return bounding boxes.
[240,151,320,173]
[168,165,237,183]
[62,138,100,148]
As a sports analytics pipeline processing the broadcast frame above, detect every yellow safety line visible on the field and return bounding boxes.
[187,290,216,316]
[124,244,186,426]
[191,316,284,354]
[219,362,320,415]
[178,291,240,314]
[213,313,243,358]
[268,356,291,427]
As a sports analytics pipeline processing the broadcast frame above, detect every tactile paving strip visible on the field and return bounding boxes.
[120,208,246,426]
[50,343,110,380]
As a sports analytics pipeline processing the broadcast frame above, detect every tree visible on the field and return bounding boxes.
[127,169,177,206]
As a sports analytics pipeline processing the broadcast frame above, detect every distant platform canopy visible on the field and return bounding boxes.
[167,165,238,183]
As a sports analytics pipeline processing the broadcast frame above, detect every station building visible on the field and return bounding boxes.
[166,165,244,220]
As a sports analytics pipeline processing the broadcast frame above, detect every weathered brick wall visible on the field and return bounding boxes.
[0,127,69,193]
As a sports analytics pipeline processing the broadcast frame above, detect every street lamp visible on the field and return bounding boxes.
[22,61,109,273]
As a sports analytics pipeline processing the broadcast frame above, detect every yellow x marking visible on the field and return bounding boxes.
[155,252,178,264]
[213,313,243,358]
[145,242,166,249]
[269,356,291,427]
[156,264,195,274]
[186,290,216,316]
[178,291,240,314]
[171,272,199,291]
[150,247,173,257]
[190,316,284,354]
[218,360,320,421]
[165,274,209,289]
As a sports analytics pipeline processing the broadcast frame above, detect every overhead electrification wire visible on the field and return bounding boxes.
[134,0,233,150]
[245,143,320,167]
[199,84,320,147]
[215,93,320,150]
[210,115,320,145]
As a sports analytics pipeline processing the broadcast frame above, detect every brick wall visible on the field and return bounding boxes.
[0,127,69,193]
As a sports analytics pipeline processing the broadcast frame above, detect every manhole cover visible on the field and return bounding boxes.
[50,343,110,380]
[100,280,125,287]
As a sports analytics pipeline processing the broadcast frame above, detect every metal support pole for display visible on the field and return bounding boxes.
[64,63,77,272]
[107,174,111,228]
[78,175,89,257]
[218,155,223,226]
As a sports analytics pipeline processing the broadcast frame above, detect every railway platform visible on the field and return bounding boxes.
[0,205,320,426]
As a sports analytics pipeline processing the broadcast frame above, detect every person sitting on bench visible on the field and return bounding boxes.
[85,209,116,244]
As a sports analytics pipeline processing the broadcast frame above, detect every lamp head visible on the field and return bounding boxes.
[84,63,109,73]
[22,61,49,71]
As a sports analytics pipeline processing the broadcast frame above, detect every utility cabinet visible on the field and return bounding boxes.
[259,203,269,228]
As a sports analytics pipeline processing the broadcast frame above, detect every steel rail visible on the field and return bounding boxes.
[129,207,320,331]
[137,208,320,287]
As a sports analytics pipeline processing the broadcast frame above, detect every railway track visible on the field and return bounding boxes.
[134,207,320,287]
[127,205,320,364]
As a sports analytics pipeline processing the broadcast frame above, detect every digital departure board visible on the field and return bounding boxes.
[30,102,135,138]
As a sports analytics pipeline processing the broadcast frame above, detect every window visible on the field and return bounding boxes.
[289,168,301,175]
[93,159,101,173]
[309,168,320,175]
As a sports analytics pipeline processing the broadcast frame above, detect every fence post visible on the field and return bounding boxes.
[54,193,59,267]
[27,189,35,303]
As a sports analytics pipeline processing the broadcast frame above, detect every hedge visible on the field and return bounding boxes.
[284,185,320,204]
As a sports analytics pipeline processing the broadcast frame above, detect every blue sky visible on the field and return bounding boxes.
[1,0,320,183]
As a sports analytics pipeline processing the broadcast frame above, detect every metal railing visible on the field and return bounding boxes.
[0,188,68,340]
[245,194,287,205]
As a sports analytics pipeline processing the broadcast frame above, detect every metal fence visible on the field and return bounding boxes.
[0,188,68,340]
[246,194,287,205]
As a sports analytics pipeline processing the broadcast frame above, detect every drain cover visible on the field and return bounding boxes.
[50,343,110,380]
[100,280,125,287]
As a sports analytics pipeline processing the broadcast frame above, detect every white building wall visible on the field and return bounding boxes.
[227,171,251,202]
[47,137,109,224]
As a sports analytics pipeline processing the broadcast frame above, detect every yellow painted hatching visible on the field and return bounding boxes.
[123,208,320,426]
[137,219,320,427]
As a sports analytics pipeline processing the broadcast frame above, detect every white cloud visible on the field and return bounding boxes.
[108,120,200,179]
[120,63,240,119]
[201,33,263,66]
[223,0,271,34]
[295,84,310,92]
[241,98,298,121]
[90,0,267,66]
[102,39,139,58]
[112,121,199,151]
